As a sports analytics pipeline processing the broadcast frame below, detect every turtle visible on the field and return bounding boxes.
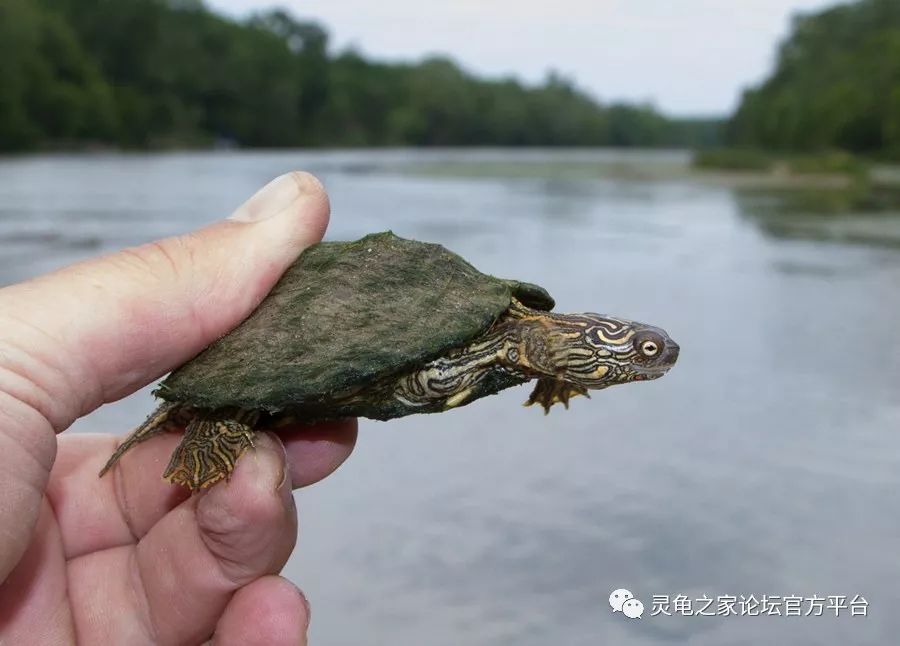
[100,231,679,490]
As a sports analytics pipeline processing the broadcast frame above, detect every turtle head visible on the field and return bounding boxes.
[563,315,679,389]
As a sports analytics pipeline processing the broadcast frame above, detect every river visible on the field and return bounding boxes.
[1,149,899,645]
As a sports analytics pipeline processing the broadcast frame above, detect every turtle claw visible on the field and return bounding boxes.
[525,378,588,414]
[163,417,256,491]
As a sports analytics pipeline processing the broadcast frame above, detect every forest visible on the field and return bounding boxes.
[0,0,718,151]
[1,0,896,157]
[727,0,900,159]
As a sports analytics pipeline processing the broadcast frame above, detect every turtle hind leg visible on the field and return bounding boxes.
[525,378,590,414]
[163,416,257,490]
[99,402,190,478]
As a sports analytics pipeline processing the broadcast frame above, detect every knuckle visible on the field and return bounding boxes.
[116,235,197,286]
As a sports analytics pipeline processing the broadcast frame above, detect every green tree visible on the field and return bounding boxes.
[1,0,721,151]
[0,0,44,149]
[729,0,900,158]
[0,0,116,150]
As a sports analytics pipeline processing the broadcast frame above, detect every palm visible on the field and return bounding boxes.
[0,424,354,645]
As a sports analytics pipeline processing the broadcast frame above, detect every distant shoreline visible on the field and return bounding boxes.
[3,145,898,193]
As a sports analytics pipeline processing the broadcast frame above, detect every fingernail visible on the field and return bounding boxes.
[250,434,289,495]
[228,172,320,223]
[297,586,312,630]
[265,432,292,493]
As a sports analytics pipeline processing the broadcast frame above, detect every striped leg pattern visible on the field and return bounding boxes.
[163,416,257,490]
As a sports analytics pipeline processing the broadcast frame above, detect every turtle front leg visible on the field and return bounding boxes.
[164,415,258,490]
[99,402,191,478]
[525,378,590,414]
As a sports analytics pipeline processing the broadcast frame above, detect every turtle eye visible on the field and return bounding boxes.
[639,340,659,357]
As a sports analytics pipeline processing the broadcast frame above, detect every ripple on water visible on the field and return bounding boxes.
[4,150,900,646]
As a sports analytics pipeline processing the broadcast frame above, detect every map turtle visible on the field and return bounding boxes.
[101,232,679,489]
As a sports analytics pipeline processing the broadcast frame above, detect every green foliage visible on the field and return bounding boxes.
[692,147,870,184]
[0,0,117,149]
[693,148,775,171]
[786,151,867,176]
[1,0,719,151]
[665,118,724,149]
[729,0,900,159]
[0,0,44,149]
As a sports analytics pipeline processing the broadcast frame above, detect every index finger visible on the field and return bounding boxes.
[47,419,357,560]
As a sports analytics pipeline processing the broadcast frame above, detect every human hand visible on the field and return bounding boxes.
[0,172,357,644]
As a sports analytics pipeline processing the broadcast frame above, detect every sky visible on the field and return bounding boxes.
[206,0,837,117]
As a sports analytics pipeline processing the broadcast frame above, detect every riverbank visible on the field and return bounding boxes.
[375,147,900,197]
[691,148,900,190]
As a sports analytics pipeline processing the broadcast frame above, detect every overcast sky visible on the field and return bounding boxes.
[207,0,836,116]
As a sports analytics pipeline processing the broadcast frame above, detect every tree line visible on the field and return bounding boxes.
[0,0,719,152]
[8,0,890,157]
[727,0,900,159]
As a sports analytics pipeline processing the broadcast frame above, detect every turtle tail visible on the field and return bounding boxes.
[98,401,189,478]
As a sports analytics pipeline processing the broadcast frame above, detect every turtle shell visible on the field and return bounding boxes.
[156,232,554,413]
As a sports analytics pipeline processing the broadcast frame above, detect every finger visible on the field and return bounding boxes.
[277,418,358,487]
[47,419,356,559]
[66,433,298,645]
[0,391,56,583]
[0,500,75,644]
[210,575,309,646]
[0,171,329,433]
[46,432,188,558]
[137,432,297,644]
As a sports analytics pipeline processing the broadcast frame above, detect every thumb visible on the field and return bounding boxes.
[0,171,329,582]
[1,171,329,430]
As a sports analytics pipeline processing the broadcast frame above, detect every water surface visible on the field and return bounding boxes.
[2,149,899,645]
